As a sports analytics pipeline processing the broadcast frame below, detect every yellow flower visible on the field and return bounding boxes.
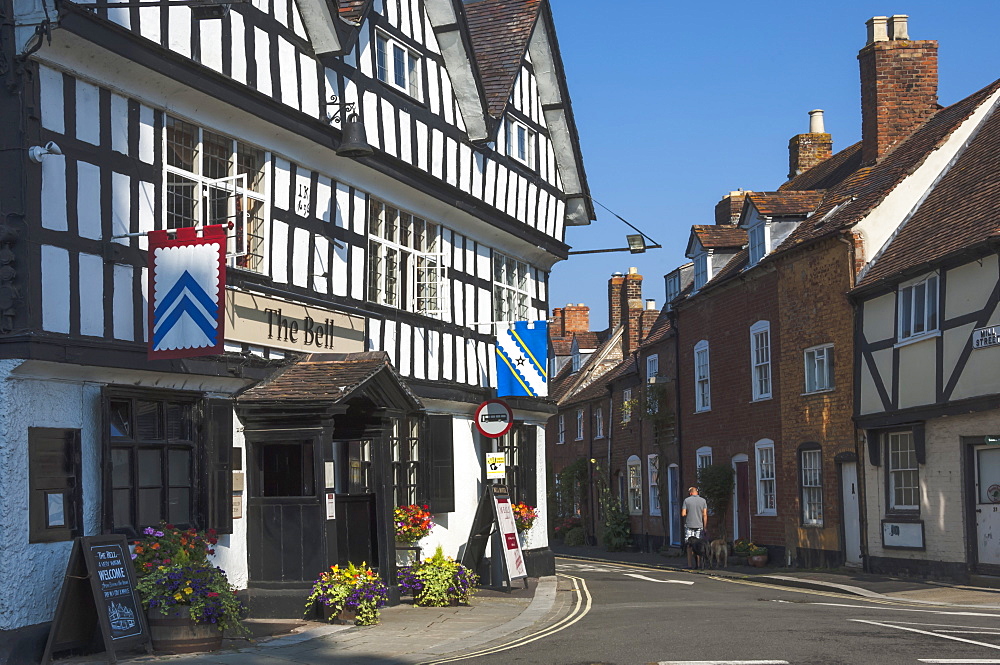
[174,593,184,601]
[184,587,193,595]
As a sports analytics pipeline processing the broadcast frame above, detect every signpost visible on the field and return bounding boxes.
[474,399,514,439]
[41,535,151,664]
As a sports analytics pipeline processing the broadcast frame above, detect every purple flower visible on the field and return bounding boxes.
[154,530,165,537]
[143,527,156,535]
[131,553,137,560]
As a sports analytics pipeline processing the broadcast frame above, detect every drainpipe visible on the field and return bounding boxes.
[672,309,684,549]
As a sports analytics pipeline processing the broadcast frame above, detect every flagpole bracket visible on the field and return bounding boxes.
[102,242,124,264]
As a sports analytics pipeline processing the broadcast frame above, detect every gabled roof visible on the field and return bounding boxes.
[687,225,747,255]
[780,142,863,192]
[775,78,1000,255]
[745,191,826,217]
[464,0,541,118]
[238,351,422,410]
[639,309,675,348]
[856,90,1000,288]
[552,325,625,407]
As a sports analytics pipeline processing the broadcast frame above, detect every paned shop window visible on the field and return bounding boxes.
[165,116,267,272]
[888,431,919,512]
[106,394,197,536]
[391,417,421,506]
[800,448,823,526]
[493,253,530,323]
[367,199,445,316]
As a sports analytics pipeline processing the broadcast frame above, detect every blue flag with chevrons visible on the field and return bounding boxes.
[495,321,548,398]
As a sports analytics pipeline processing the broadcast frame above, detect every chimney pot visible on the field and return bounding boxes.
[867,16,889,44]
[809,109,825,133]
[888,14,909,40]
[628,267,639,275]
[645,299,656,311]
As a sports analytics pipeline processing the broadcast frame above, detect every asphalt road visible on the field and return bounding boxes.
[456,558,1000,665]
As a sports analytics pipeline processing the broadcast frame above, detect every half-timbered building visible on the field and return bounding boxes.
[853,84,1000,580]
[0,0,592,653]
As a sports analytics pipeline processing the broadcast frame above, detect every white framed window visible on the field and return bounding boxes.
[665,271,681,308]
[898,273,939,342]
[694,340,710,412]
[572,350,581,372]
[804,344,835,393]
[648,454,661,516]
[622,388,633,423]
[750,321,772,401]
[646,354,659,380]
[888,431,919,511]
[693,252,709,290]
[696,446,713,471]
[755,439,776,515]
[575,409,584,440]
[493,253,530,323]
[165,116,268,273]
[368,199,445,315]
[595,407,604,439]
[627,455,642,515]
[801,448,823,525]
[748,222,766,266]
[504,118,535,167]
[375,32,421,98]
[557,415,565,444]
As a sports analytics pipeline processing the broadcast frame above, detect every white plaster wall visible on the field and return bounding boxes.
[0,363,103,630]
[208,414,248,589]
[897,337,937,409]
[863,409,1000,564]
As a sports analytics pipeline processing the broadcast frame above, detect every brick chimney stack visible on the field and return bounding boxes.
[788,110,833,178]
[619,268,644,352]
[608,272,625,330]
[551,307,565,336]
[562,304,590,334]
[714,191,748,226]
[640,299,658,341]
[859,15,938,165]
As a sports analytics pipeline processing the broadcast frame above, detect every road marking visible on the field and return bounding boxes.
[852,619,1000,651]
[918,660,1000,663]
[625,573,695,585]
[812,602,1000,617]
[656,661,790,664]
[417,573,593,664]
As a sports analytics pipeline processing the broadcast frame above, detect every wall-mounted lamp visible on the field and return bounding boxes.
[28,141,62,163]
[324,95,373,159]
[568,234,662,256]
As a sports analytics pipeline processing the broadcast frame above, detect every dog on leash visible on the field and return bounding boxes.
[708,538,728,569]
[686,536,707,569]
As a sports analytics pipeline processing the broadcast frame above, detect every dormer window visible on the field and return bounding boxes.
[505,118,535,167]
[571,349,581,372]
[748,222,766,266]
[693,251,710,290]
[375,33,421,98]
[665,272,680,308]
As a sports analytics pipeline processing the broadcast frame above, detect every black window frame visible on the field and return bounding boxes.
[390,414,422,507]
[102,387,233,538]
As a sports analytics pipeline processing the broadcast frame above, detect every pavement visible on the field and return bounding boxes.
[56,544,1000,664]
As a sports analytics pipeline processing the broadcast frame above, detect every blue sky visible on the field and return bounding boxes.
[547,1,1000,329]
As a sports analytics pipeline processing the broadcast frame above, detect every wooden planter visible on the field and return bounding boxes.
[147,608,223,654]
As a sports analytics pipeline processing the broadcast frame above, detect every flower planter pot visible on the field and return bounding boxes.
[147,608,223,654]
[321,605,357,625]
[748,554,768,568]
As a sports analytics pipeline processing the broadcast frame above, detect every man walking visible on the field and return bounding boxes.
[681,486,708,569]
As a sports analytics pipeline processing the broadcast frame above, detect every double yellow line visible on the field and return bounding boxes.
[418,574,592,664]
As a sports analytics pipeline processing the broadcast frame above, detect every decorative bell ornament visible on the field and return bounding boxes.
[336,114,374,158]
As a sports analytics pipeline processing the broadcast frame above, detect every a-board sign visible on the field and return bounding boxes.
[41,535,151,664]
[491,486,528,580]
[475,399,513,438]
[459,485,527,585]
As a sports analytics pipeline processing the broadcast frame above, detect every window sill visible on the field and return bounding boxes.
[894,330,941,349]
[751,395,772,403]
[649,511,662,518]
[694,408,711,414]
[802,388,835,396]
[756,511,777,517]
[800,522,824,528]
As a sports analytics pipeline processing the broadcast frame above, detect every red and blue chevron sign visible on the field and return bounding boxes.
[148,225,226,360]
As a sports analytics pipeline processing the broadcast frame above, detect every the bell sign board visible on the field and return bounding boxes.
[491,487,527,580]
[475,399,513,438]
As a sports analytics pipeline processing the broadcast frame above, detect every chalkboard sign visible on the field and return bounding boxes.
[41,535,151,664]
